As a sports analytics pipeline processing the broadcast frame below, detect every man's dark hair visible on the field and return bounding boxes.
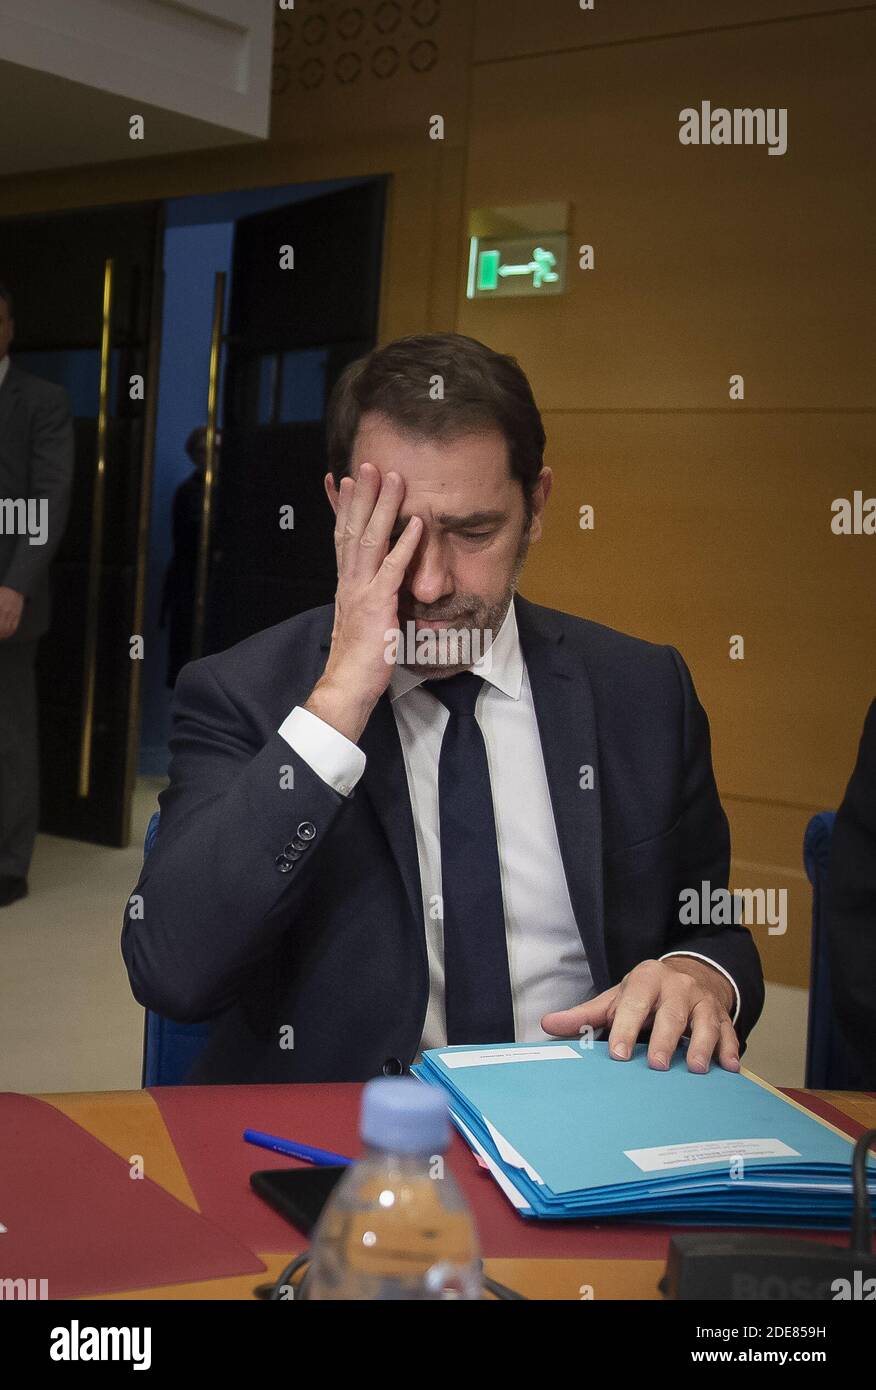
[0,283,13,315]
[326,333,546,508]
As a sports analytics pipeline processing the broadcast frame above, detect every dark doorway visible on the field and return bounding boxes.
[0,203,161,846]
[205,180,387,653]
[140,177,385,776]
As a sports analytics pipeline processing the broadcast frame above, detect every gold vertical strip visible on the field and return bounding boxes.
[78,258,114,799]
[121,207,165,847]
[190,271,225,662]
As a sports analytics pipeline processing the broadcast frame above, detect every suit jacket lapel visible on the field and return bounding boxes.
[515,595,609,991]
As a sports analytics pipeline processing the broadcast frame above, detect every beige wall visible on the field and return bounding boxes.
[1,0,872,991]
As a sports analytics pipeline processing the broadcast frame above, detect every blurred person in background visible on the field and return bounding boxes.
[159,425,221,689]
[0,282,73,907]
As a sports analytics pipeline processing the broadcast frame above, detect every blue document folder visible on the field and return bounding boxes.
[411,1041,876,1227]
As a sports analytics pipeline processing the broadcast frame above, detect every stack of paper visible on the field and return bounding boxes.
[412,1042,876,1227]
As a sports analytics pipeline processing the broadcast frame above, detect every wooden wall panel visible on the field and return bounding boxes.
[518,410,874,812]
[459,8,876,408]
[473,0,873,63]
[379,161,445,341]
[729,860,809,991]
[426,146,468,331]
[727,800,815,990]
[727,793,819,990]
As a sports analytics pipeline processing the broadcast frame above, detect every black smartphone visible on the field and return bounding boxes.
[250,1166,347,1236]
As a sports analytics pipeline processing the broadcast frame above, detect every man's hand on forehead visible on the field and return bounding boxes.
[303,461,423,742]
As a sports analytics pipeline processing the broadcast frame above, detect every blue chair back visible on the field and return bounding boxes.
[803,811,869,1089]
[140,810,213,1086]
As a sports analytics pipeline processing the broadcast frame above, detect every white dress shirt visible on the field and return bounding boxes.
[278,602,740,1051]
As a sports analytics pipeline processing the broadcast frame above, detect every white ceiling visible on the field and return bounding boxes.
[0,0,273,176]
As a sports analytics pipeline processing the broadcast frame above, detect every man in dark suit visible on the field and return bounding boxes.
[122,333,764,1083]
[828,698,876,1086]
[159,426,221,689]
[0,283,74,906]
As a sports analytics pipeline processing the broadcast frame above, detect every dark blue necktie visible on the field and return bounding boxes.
[421,672,515,1045]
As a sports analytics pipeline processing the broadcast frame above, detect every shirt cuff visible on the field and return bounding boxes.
[660,951,741,1026]
[278,705,366,798]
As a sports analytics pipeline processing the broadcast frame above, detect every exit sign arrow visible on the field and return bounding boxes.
[497,247,559,288]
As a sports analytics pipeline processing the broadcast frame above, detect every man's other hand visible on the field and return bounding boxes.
[542,957,740,1073]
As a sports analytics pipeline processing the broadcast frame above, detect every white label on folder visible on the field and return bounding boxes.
[440,1045,582,1069]
[624,1137,800,1172]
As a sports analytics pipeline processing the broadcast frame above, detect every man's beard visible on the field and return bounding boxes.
[397,526,529,678]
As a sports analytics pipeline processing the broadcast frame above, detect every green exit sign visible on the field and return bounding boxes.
[467,233,567,299]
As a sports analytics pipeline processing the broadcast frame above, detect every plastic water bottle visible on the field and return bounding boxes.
[304,1077,482,1300]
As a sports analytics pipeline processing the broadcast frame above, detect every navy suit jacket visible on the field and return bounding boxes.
[121,595,764,1082]
[827,697,876,1086]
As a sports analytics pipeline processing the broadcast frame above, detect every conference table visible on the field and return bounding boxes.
[6,1081,876,1301]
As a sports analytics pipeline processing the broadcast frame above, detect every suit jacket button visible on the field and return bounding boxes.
[282,842,304,857]
[382,1057,404,1076]
[275,854,295,873]
[296,821,316,841]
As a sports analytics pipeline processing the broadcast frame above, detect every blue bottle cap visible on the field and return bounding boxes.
[360,1078,451,1156]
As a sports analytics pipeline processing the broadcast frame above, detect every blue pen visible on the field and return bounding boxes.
[243,1128,353,1166]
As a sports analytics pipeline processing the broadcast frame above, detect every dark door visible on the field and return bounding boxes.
[0,203,162,846]
[204,180,386,653]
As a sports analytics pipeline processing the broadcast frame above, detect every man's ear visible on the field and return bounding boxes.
[324,472,340,516]
[527,467,553,544]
